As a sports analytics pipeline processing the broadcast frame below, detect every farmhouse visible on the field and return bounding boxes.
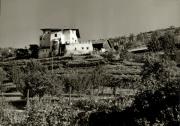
[38,28,93,58]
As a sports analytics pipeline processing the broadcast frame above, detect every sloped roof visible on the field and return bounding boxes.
[128,46,148,53]
[91,39,107,44]
[40,28,80,38]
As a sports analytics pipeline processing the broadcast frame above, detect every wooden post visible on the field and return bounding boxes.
[90,84,94,101]
[69,86,72,105]
[52,53,53,74]
[26,89,30,111]
[0,82,4,107]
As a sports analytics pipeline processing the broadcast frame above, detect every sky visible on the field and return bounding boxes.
[0,0,180,48]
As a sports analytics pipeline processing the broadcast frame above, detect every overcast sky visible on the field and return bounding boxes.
[0,0,180,48]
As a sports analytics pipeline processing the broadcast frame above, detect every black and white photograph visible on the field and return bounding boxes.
[0,0,180,125]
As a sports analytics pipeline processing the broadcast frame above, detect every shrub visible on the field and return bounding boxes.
[17,97,72,126]
[101,51,114,61]
[0,99,11,125]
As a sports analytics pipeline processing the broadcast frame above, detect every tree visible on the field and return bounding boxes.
[142,33,149,44]
[140,54,169,91]
[0,67,6,92]
[120,36,126,45]
[62,72,79,93]
[158,32,176,57]
[12,63,21,85]
[136,33,144,42]
[89,66,108,95]
[17,61,51,98]
[129,33,134,42]
[23,60,47,74]
[101,51,115,61]
[29,44,39,58]
[46,74,64,96]
[140,52,180,91]
[119,53,180,126]
[62,70,89,94]
[131,81,180,126]
[118,41,132,61]
[147,31,161,52]
[147,31,176,58]
[174,27,180,35]
[0,67,6,84]
[15,48,30,59]
[20,72,53,98]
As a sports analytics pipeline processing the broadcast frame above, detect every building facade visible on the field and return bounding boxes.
[65,43,93,55]
[38,28,93,58]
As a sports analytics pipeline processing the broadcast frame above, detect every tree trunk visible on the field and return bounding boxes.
[69,86,72,105]
[113,87,116,96]
[26,89,30,111]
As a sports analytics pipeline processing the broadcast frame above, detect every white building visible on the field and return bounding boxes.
[38,28,93,58]
[50,29,79,44]
[65,42,93,55]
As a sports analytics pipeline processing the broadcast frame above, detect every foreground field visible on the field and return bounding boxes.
[0,53,180,126]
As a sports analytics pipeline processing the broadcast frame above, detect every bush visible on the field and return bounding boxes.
[131,82,180,126]
[20,97,74,126]
[101,51,114,61]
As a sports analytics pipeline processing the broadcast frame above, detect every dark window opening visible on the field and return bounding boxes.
[55,34,57,37]
[87,47,89,50]
[92,43,103,51]
[114,45,119,51]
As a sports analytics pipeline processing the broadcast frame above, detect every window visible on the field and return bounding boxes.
[75,48,76,50]
[55,34,57,37]
[82,47,84,50]
[87,47,89,50]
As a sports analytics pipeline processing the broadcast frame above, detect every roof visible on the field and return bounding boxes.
[91,39,107,44]
[128,46,148,53]
[40,28,80,38]
[40,46,50,49]
[40,28,79,31]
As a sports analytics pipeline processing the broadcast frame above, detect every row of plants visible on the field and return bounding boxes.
[1,77,179,126]
[0,94,134,126]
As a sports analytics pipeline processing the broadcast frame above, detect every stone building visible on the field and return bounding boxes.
[38,28,93,58]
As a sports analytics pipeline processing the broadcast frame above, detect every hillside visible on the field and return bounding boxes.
[107,26,180,50]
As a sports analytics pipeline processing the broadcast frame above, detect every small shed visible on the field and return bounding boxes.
[91,39,111,52]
